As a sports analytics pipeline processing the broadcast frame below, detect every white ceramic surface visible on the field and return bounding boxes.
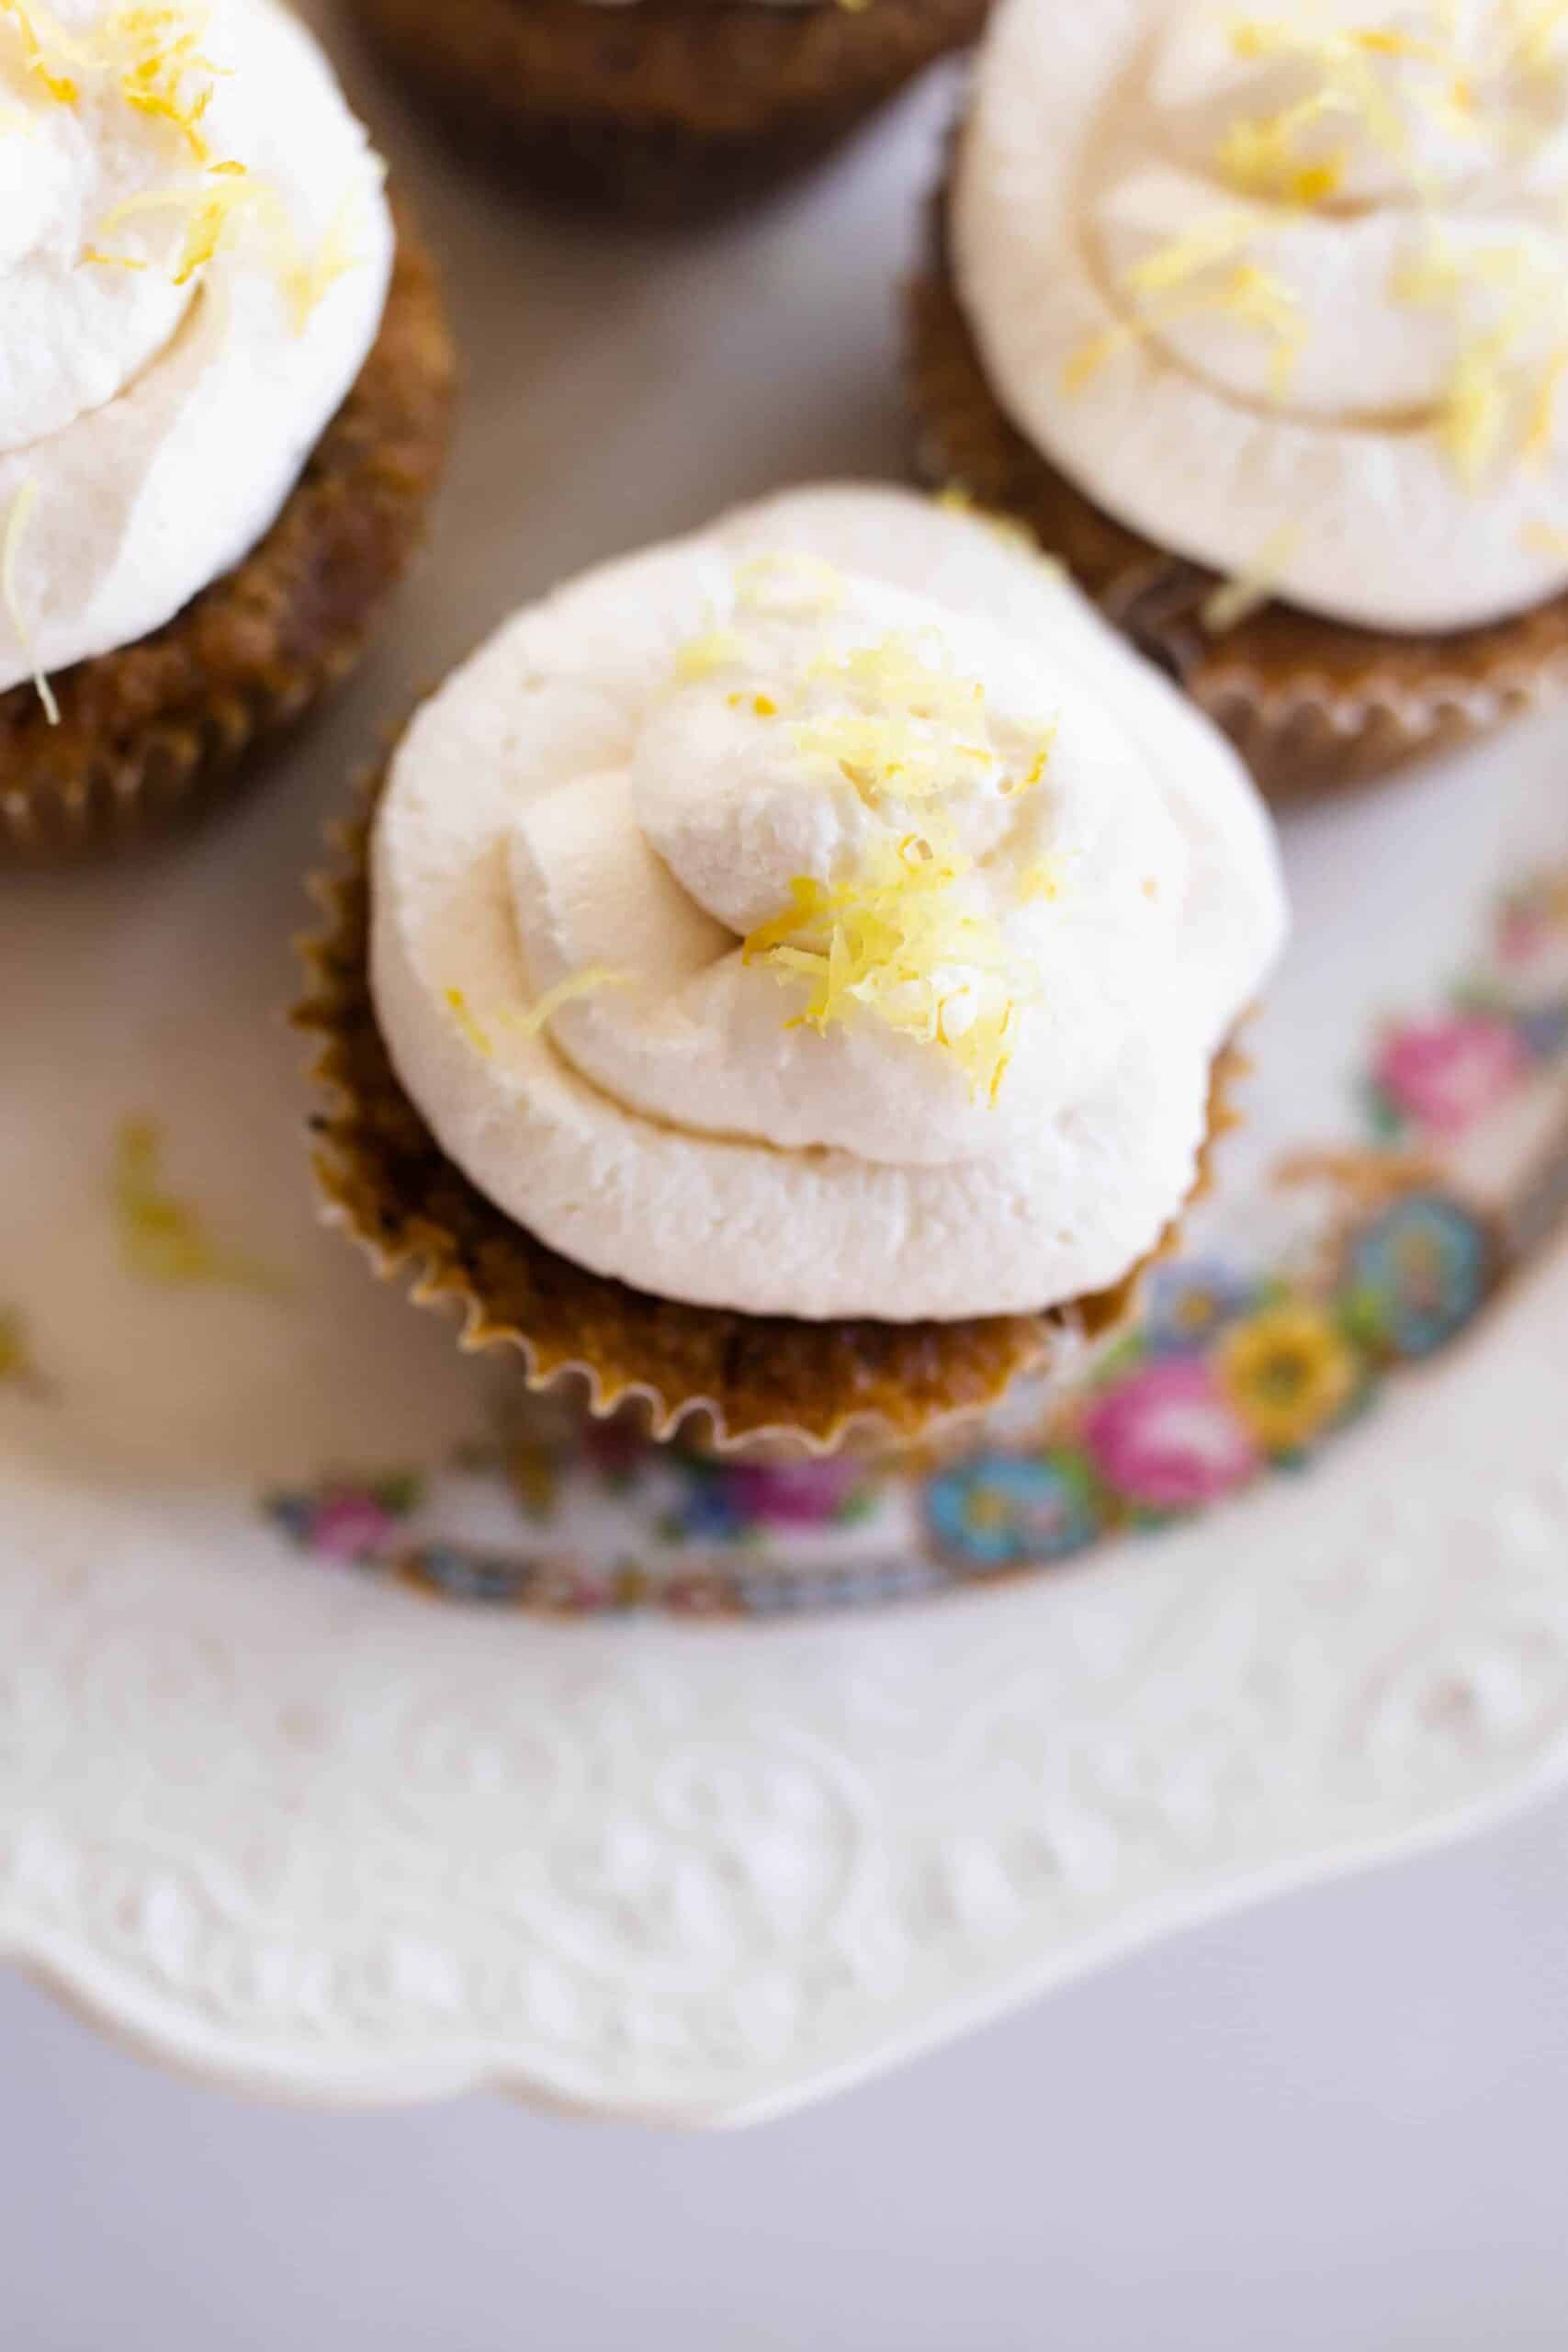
[1,41,1566,2125]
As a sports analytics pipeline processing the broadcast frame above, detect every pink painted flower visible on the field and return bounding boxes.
[730,1459,868,1527]
[310,1491,397,1562]
[1081,1358,1257,1513]
[1498,905,1554,970]
[1374,1013,1528,1138]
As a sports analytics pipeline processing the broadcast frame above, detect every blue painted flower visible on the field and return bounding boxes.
[662,1470,750,1544]
[1516,997,1568,1062]
[1344,1194,1494,1361]
[924,1450,1103,1570]
[405,1546,531,1603]
[1141,1258,1258,1355]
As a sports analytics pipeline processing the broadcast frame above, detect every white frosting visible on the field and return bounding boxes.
[371,487,1285,1322]
[0,0,393,691]
[953,0,1568,632]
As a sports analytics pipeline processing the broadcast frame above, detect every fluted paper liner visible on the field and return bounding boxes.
[0,221,456,866]
[906,194,1568,801]
[296,783,1245,1461]
[348,0,988,221]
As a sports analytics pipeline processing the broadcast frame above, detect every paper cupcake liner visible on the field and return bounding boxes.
[0,218,457,868]
[905,205,1568,800]
[297,784,1242,1461]
[347,0,988,220]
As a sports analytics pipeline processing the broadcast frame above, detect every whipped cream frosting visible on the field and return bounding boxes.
[953,0,1568,632]
[371,487,1285,1321]
[0,0,392,693]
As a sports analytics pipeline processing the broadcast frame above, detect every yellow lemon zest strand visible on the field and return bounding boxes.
[673,626,746,683]
[742,831,1036,1106]
[504,966,631,1039]
[98,157,359,326]
[2,481,59,726]
[276,161,379,332]
[1122,211,1258,295]
[806,629,985,730]
[1393,230,1568,482]
[1523,342,1568,467]
[111,1117,286,1292]
[1229,16,1421,175]
[0,0,223,136]
[1201,518,1306,633]
[107,1,224,160]
[0,0,94,102]
[1018,856,1065,902]
[444,986,493,1057]
[1068,222,1303,400]
[1214,91,1349,206]
[100,158,265,282]
[734,550,846,616]
[82,243,147,269]
[1506,0,1568,74]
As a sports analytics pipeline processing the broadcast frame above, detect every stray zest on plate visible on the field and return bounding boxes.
[1,0,1565,2119]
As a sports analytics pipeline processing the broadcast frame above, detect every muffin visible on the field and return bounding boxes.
[0,0,455,864]
[300,484,1286,1455]
[347,0,988,220]
[908,0,1568,797]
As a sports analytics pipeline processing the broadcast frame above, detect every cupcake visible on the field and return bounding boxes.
[300,484,1285,1455]
[909,0,1568,797]
[0,0,455,864]
[348,0,988,220]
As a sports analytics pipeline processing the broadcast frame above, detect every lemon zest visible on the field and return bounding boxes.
[1393,230,1568,482]
[506,967,632,1039]
[1521,516,1568,554]
[673,627,746,683]
[1524,343,1568,467]
[1018,857,1065,902]
[446,968,631,1056]
[1201,519,1305,633]
[2,481,59,727]
[1214,95,1348,206]
[1068,229,1302,401]
[734,551,846,616]
[742,830,1036,1106]
[444,987,493,1057]
[1508,0,1568,73]
[0,0,94,102]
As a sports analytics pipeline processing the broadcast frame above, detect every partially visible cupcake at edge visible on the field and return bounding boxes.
[909,0,1568,797]
[346,0,987,218]
[0,0,455,863]
[299,485,1287,1457]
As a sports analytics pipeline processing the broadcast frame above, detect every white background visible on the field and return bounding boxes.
[4,1788,1568,2347]
[6,19,1568,2344]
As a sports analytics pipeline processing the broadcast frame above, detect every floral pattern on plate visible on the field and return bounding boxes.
[122,858,1568,1613]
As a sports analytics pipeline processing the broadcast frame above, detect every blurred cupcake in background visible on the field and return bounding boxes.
[299,484,1285,1458]
[0,0,455,864]
[908,0,1568,797]
[346,0,988,220]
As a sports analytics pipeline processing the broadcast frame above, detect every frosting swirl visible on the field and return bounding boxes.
[371,487,1285,1321]
[953,0,1568,631]
[0,0,392,693]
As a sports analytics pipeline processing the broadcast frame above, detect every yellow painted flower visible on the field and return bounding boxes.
[1217,1300,1358,1453]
